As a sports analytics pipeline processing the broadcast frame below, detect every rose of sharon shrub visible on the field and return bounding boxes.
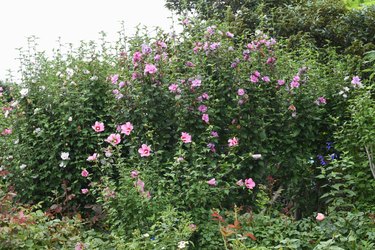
[3,18,361,248]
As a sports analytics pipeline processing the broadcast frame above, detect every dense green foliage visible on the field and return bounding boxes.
[165,0,375,55]
[1,2,374,249]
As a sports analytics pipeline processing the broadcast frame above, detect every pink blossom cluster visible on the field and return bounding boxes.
[290,75,300,89]
[1,128,12,136]
[132,171,151,199]
[236,178,256,189]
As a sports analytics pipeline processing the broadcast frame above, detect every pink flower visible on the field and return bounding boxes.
[110,74,119,84]
[228,137,238,147]
[198,105,208,113]
[211,131,219,137]
[207,178,217,186]
[226,31,234,38]
[182,18,190,26]
[293,75,300,82]
[132,72,140,80]
[316,213,325,221]
[185,61,195,67]
[207,26,215,35]
[277,79,285,86]
[250,74,259,83]
[290,81,300,89]
[92,121,105,132]
[209,42,220,51]
[201,92,209,100]
[131,170,139,178]
[168,84,181,93]
[1,128,12,135]
[237,88,245,96]
[105,133,121,146]
[262,76,270,82]
[144,64,157,74]
[236,179,244,186]
[132,52,142,63]
[181,132,192,143]
[119,81,126,88]
[142,44,152,54]
[81,188,89,194]
[315,97,327,105]
[75,242,85,250]
[351,76,362,87]
[191,79,201,88]
[87,153,98,161]
[138,144,151,157]
[156,40,167,49]
[118,122,133,135]
[154,54,161,61]
[245,178,256,189]
[135,179,145,192]
[81,169,89,177]
[177,156,184,162]
[202,114,209,124]
[288,104,296,112]
[207,143,216,152]
[253,71,261,77]
[266,57,276,64]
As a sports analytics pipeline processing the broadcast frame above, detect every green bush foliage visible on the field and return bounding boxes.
[1,15,374,249]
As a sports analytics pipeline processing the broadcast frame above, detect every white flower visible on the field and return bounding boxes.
[34,128,41,134]
[90,75,98,81]
[252,154,262,160]
[11,101,19,107]
[20,88,29,97]
[14,139,19,144]
[66,68,74,78]
[34,108,41,114]
[339,90,344,95]
[343,87,350,92]
[20,164,27,170]
[83,69,90,74]
[344,76,349,81]
[61,152,70,160]
[142,233,150,238]
[39,86,46,91]
[178,241,188,249]
[342,94,348,98]
[4,110,9,118]
[68,117,73,122]
[59,162,66,168]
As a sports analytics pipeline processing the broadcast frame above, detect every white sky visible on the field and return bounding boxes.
[0,0,176,81]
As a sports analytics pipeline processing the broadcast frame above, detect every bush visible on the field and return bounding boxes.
[1,17,369,248]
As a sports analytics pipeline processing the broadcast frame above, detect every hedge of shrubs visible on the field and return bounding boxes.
[1,16,374,249]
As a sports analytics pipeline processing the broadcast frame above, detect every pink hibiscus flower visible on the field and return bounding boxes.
[118,122,133,135]
[207,178,217,186]
[138,144,151,157]
[92,121,105,132]
[228,137,238,147]
[105,133,121,146]
[87,153,98,161]
[245,178,256,189]
[181,132,192,143]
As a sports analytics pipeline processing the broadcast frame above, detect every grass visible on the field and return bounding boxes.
[344,0,375,8]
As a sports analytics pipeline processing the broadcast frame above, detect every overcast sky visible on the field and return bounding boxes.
[0,0,176,81]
